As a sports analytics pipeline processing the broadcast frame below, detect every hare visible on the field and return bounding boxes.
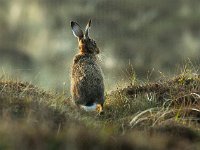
[70,20,104,113]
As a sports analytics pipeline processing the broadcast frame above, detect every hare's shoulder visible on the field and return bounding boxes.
[73,54,95,64]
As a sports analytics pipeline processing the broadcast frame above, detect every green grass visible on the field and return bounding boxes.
[0,71,200,150]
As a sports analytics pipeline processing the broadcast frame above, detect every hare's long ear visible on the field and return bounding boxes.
[71,21,84,39]
[85,19,91,39]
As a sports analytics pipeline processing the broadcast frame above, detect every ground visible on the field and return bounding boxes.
[0,70,200,150]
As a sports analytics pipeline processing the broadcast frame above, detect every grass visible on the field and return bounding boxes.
[0,70,200,150]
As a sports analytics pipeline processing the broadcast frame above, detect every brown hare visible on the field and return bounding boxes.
[70,20,104,113]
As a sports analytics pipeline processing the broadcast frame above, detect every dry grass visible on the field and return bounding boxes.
[0,71,200,150]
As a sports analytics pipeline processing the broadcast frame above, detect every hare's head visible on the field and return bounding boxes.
[71,20,100,55]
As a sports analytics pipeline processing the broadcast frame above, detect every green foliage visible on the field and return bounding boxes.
[1,0,200,89]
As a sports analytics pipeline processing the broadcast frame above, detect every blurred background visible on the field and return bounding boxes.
[0,0,200,92]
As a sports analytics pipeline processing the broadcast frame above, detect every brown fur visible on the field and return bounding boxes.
[78,38,100,54]
[70,20,104,108]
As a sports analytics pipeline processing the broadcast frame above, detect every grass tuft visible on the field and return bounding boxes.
[0,70,200,149]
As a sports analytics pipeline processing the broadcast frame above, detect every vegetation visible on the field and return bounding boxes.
[0,1,200,149]
[0,68,199,150]
[1,0,200,89]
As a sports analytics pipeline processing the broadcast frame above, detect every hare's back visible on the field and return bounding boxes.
[73,55,103,85]
[72,55,104,105]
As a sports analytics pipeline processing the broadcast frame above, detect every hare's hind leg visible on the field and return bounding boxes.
[96,104,104,114]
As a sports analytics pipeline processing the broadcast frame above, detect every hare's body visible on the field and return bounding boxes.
[70,20,105,113]
[71,53,104,106]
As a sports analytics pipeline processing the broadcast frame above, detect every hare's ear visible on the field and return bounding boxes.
[85,19,91,39]
[71,21,84,39]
